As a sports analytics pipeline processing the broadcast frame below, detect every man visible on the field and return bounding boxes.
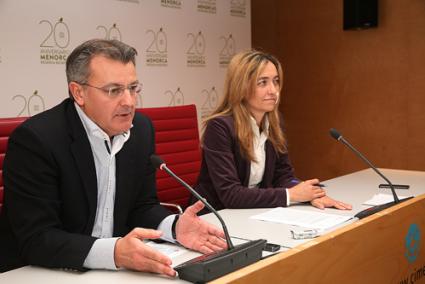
[0,39,226,276]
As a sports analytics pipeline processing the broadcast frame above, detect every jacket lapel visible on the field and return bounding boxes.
[261,141,275,188]
[66,101,98,230]
[114,134,137,222]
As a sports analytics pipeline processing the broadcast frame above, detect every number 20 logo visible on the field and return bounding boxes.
[96,23,122,41]
[39,17,70,48]
[12,90,45,117]
[187,31,205,55]
[219,34,235,57]
[201,87,218,110]
[165,88,184,106]
[146,28,167,53]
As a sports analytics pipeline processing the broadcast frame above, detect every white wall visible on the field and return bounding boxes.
[0,0,251,122]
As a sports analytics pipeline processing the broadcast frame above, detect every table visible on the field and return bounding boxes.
[202,168,425,249]
[1,168,424,283]
[208,168,425,283]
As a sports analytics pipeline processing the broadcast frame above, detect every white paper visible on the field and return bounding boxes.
[250,208,353,231]
[145,241,186,259]
[363,193,411,206]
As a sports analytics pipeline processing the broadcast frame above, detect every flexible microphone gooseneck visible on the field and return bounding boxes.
[150,154,234,249]
[329,128,399,203]
[329,128,412,219]
[150,154,266,283]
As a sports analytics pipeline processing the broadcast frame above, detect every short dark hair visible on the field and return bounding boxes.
[66,39,138,98]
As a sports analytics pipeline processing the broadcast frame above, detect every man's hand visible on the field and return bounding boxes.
[176,201,228,254]
[310,195,352,210]
[114,228,176,277]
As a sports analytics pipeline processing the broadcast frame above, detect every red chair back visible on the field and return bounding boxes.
[136,104,201,210]
[0,105,201,213]
[0,117,28,213]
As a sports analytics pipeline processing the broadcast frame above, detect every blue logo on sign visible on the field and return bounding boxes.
[405,223,420,263]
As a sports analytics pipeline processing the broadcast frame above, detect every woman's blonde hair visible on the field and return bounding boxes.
[203,50,286,161]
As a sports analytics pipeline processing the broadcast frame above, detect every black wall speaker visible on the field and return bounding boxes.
[343,0,378,30]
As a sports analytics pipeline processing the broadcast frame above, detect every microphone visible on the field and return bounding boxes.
[150,154,266,283]
[329,128,412,219]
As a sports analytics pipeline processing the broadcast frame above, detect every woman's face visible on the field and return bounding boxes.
[245,61,280,123]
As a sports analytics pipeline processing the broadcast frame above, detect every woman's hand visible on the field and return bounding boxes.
[311,196,352,210]
[288,179,326,202]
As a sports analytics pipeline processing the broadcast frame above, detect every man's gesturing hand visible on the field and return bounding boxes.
[176,201,227,254]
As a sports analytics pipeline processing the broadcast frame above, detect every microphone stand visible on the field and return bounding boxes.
[337,136,399,203]
[151,155,266,283]
[160,164,234,249]
[330,129,412,219]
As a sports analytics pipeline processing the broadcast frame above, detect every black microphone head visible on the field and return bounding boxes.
[330,128,342,141]
[150,154,164,169]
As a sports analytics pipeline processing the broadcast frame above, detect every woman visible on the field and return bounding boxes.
[193,50,351,212]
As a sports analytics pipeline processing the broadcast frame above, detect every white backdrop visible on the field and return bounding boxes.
[0,0,251,122]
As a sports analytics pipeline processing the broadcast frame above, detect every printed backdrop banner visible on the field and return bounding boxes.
[0,0,251,122]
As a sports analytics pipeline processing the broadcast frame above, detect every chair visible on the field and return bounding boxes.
[0,117,28,213]
[137,104,201,213]
[0,104,201,214]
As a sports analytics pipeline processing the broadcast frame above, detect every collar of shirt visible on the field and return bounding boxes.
[248,115,269,188]
[74,102,132,155]
[249,115,269,146]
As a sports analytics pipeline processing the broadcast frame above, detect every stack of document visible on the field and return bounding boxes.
[363,193,411,206]
[250,208,353,231]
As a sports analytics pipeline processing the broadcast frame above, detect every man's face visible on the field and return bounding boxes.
[73,55,138,137]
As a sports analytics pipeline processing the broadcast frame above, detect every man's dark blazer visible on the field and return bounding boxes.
[193,115,300,212]
[0,99,170,272]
